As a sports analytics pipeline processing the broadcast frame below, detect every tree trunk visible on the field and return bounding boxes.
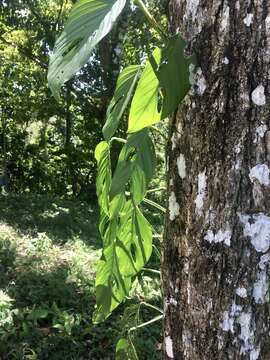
[162,0,270,359]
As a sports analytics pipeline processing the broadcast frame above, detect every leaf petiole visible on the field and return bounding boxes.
[133,0,167,40]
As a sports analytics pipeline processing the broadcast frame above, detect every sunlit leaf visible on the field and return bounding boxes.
[128,35,196,133]
[116,337,139,360]
[93,239,132,323]
[128,49,161,133]
[48,0,127,99]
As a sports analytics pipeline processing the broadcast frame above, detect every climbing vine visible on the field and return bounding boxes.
[48,0,195,327]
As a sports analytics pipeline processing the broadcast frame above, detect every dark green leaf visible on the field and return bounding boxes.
[110,129,156,203]
[116,203,152,277]
[95,141,111,215]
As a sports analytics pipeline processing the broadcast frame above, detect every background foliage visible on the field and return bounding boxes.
[0,0,168,358]
[0,0,167,197]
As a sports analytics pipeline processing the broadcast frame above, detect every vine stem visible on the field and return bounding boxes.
[110,137,127,144]
[129,314,163,332]
[133,0,167,40]
[142,197,166,213]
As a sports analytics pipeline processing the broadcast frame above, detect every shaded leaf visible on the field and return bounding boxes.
[95,141,111,215]
[110,129,156,203]
[103,65,141,140]
[116,203,152,277]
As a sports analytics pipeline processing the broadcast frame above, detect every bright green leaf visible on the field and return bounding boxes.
[93,240,131,323]
[95,141,111,215]
[128,49,161,133]
[48,0,126,99]
[116,337,138,360]
[128,35,196,133]
[103,65,141,140]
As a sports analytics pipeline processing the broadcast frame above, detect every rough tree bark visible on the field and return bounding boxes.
[162,0,270,359]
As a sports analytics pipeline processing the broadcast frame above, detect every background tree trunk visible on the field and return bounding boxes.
[163,0,270,359]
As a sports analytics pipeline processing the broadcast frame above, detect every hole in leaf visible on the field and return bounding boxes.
[157,90,163,113]
[130,243,137,262]
[62,38,83,57]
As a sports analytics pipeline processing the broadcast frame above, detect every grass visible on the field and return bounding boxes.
[0,194,162,360]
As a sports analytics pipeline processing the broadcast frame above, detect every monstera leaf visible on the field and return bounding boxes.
[110,129,156,203]
[93,202,152,323]
[93,235,132,323]
[48,0,126,99]
[95,141,112,215]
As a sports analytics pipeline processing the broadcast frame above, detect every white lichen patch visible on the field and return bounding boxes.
[239,213,270,253]
[249,164,270,186]
[221,311,234,332]
[171,133,177,150]
[237,311,253,355]
[177,154,186,179]
[169,297,178,306]
[195,170,207,216]
[256,124,267,139]
[221,302,242,333]
[189,63,196,85]
[259,252,270,270]
[236,287,247,298]
[204,228,231,246]
[251,85,266,106]
[243,13,254,27]
[195,68,207,95]
[221,304,260,358]
[169,192,180,221]
[237,311,260,357]
[165,336,174,359]
[253,270,268,303]
[250,348,260,360]
[266,15,270,34]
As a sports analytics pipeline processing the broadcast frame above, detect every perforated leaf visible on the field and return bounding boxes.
[103,65,141,140]
[95,141,111,215]
[93,238,132,323]
[116,203,152,277]
[94,202,152,322]
[48,0,126,99]
[110,129,156,203]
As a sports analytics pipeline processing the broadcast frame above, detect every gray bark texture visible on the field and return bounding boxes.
[162,0,270,359]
